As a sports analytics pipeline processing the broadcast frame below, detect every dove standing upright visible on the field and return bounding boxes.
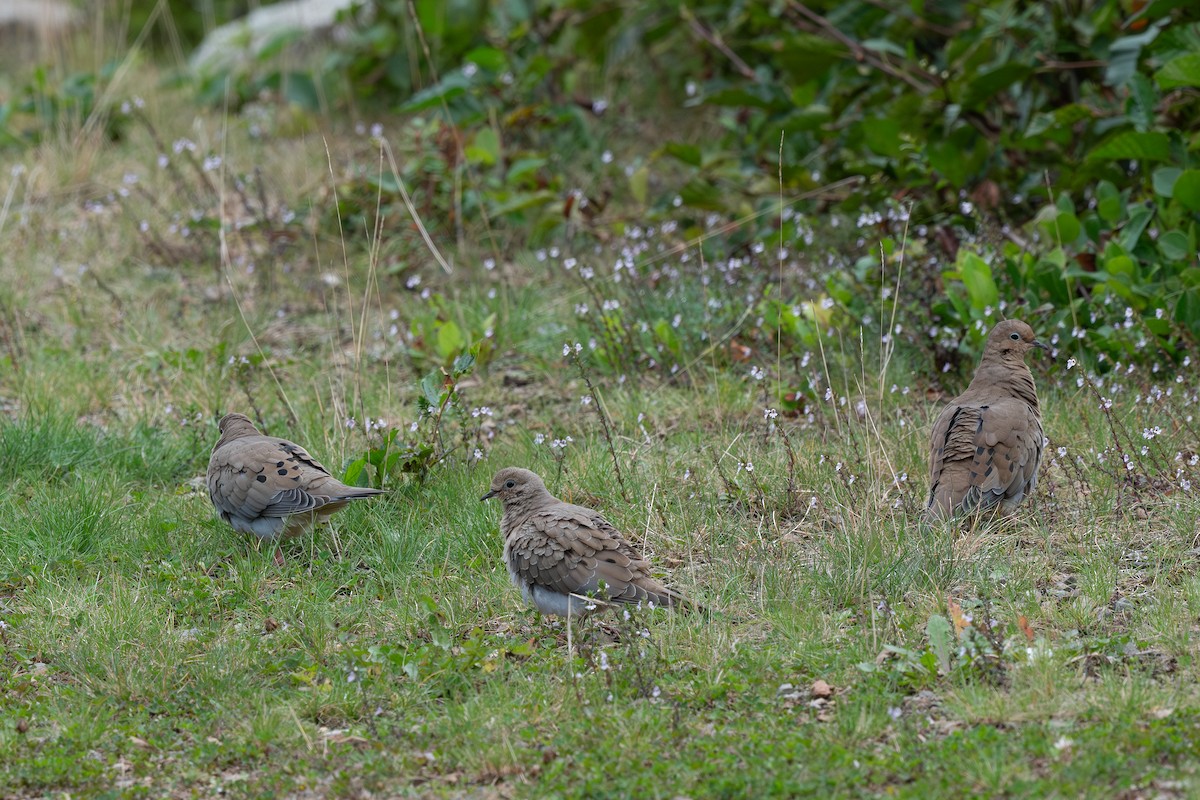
[482,467,694,617]
[926,320,1049,522]
[207,413,384,541]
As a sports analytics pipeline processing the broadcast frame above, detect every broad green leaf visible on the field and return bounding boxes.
[506,157,546,185]
[1152,167,1181,198]
[926,615,954,675]
[962,63,1033,109]
[663,142,702,167]
[1155,53,1200,89]
[280,72,319,111]
[436,321,465,360]
[958,252,999,310]
[1158,230,1191,261]
[863,117,903,158]
[465,127,500,166]
[462,46,507,72]
[678,178,726,211]
[1104,254,1136,277]
[629,165,649,206]
[1086,130,1171,162]
[397,73,470,113]
[1105,24,1161,88]
[1127,73,1158,131]
[1173,170,1200,212]
[452,351,476,376]
[1034,205,1081,245]
[420,372,443,408]
[1119,205,1154,251]
[861,38,906,57]
[1096,180,1123,222]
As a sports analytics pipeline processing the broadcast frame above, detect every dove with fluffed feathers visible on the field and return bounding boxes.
[926,319,1049,522]
[482,467,696,617]
[207,413,384,540]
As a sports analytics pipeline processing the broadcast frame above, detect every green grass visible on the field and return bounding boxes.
[2,70,1200,800]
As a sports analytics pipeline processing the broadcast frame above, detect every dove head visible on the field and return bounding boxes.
[481,467,552,507]
[214,413,261,449]
[983,319,1048,363]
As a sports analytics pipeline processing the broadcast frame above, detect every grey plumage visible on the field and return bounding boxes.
[207,413,383,540]
[481,467,694,617]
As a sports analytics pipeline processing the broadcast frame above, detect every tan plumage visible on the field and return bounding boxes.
[207,413,384,540]
[481,467,694,617]
[926,320,1049,522]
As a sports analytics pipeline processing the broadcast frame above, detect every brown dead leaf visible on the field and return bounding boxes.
[1018,615,1035,643]
[948,597,970,634]
[811,679,834,699]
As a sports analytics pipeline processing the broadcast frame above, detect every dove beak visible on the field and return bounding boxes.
[1033,339,1050,353]
[480,489,497,502]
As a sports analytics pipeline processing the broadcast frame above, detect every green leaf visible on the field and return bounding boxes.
[1034,205,1081,245]
[1155,53,1200,89]
[1105,24,1161,88]
[1096,180,1123,223]
[1173,170,1200,212]
[653,319,682,358]
[926,615,954,675]
[436,320,465,360]
[452,351,476,376]
[863,117,903,158]
[957,252,999,310]
[961,63,1032,109]
[629,165,649,205]
[420,372,443,408]
[1152,167,1181,198]
[1085,130,1171,162]
[506,158,546,186]
[1105,254,1136,277]
[678,179,726,211]
[462,46,507,72]
[662,142,702,167]
[1158,230,1191,261]
[490,190,556,216]
[1119,205,1154,251]
[1127,73,1158,131]
[342,457,368,487]
[397,73,470,113]
[464,127,500,166]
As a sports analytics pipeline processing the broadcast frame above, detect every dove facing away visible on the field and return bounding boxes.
[926,319,1048,522]
[482,467,695,617]
[207,413,384,540]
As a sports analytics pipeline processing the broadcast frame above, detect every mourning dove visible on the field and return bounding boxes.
[926,320,1049,521]
[207,413,384,540]
[481,467,694,617]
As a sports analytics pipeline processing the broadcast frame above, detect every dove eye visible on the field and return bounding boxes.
[504,480,515,488]
[1010,333,1020,340]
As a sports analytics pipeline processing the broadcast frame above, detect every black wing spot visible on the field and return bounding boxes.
[256,475,267,483]
[976,446,984,455]
[278,468,289,476]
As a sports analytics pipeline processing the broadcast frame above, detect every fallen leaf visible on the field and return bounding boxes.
[1017,615,1035,642]
[948,597,970,634]
[811,679,834,699]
